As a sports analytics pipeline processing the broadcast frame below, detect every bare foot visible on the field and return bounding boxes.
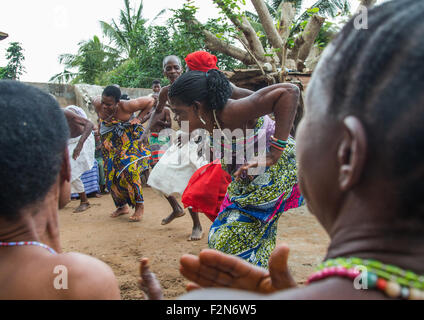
[129,214,142,222]
[161,209,185,225]
[129,204,144,222]
[188,226,203,241]
[95,193,102,198]
[138,258,163,300]
[73,202,90,213]
[110,207,129,218]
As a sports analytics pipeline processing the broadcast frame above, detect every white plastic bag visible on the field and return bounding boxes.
[147,131,209,197]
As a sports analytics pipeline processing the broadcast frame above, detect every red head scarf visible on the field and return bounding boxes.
[185,51,219,72]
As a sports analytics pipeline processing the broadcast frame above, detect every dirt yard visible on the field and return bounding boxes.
[59,187,329,300]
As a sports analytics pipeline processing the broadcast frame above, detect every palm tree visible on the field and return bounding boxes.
[289,0,350,34]
[50,35,120,84]
[100,0,165,60]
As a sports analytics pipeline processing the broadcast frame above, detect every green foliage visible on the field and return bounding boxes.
[57,0,357,88]
[290,0,350,35]
[0,42,26,80]
[244,0,349,55]
[315,21,340,50]
[99,0,151,60]
[53,0,243,88]
[50,35,120,84]
[0,67,7,79]
[97,58,148,88]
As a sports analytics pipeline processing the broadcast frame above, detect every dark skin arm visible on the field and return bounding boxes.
[94,130,102,151]
[155,86,170,114]
[140,86,170,141]
[230,83,254,99]
[63,109,94,160]
[138,110,152,124]
[92,96,156,121]
[120,96,156,114]
[136,95,157,122]
[220,83,299,179]
[156,108,172,128]
[91,97,102,116]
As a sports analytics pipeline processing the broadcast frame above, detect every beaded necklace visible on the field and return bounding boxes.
[0,241,57,255]
[307,257,424,300]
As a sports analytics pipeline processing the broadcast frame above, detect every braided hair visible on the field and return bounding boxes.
[168,69,233,110]
[321,0,424,216]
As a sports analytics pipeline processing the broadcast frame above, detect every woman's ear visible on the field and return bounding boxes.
[337,116,367,191]
[192,101,208,126]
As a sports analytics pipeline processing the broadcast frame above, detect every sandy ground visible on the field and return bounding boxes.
[59,187,330,300]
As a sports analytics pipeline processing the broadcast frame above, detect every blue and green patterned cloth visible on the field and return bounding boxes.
[208,116,304,268]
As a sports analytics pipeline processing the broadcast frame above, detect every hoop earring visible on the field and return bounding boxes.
[199,115,207,125]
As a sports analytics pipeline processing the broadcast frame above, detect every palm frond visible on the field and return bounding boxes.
[58,53,76,66]
[245,11,260,23]
[136,0,144,21]
[49,69,78,84]
[291,0,351,35]
[149,8,167,25]
[268,0,302,13]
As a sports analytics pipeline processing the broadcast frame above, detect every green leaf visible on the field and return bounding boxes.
[307,7,320,14]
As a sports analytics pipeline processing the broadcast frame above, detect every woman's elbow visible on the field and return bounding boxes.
[283,83,300,101]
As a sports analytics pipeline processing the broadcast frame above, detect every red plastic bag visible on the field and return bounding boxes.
[182,160,232,222]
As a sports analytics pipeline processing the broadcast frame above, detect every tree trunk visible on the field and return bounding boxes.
[290,15,325,71]
[184,18,256,66]
[203,30,256,65]
[278,2,296,73]
[278,2,296,42]
[250,0,285,64]
[360,0,377,7]
[214,0,269,64]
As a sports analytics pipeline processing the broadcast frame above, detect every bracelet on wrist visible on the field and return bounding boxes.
[270,143,285,151]
[270,136,288,148]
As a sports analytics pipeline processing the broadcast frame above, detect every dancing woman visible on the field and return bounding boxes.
[168,70,304,268]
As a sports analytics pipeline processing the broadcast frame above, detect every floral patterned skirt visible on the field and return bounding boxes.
[101,121,151,208]
[208,138,304,268]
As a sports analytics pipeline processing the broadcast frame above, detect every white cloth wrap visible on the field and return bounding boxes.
[66,105,95,183]
[70,177,85,194]
[147,131,209,197]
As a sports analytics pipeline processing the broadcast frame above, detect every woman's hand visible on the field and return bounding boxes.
[233,148,282,181]
[179,244,297,294]
[129,117,141,126]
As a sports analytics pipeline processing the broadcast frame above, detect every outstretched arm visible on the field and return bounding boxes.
[64,109,94,160]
